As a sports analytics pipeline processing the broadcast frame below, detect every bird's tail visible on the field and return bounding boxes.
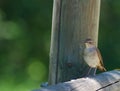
[97,66,106,71]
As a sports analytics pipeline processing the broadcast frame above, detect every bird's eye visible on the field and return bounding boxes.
[88,41,92,44]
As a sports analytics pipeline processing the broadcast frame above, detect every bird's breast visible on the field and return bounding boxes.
[83,48,100,67]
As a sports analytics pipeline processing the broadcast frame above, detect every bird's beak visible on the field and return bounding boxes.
[84,43,88,47]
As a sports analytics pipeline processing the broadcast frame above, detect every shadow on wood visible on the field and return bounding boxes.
[33,70,120,91]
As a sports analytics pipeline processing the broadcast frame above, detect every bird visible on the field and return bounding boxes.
[83,38,106,75]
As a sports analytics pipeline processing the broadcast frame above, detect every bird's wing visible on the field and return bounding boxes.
[95,47,104,67]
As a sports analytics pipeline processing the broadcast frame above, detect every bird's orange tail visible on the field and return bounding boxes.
[97,66,106,71]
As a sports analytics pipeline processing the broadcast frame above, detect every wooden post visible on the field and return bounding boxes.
[49,0,101,85]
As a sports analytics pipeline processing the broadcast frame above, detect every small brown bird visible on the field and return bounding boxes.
[83,38,106,75]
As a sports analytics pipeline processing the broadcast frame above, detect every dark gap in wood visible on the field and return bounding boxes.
[96,79,120,91]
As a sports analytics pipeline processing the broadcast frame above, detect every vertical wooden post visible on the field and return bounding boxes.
[49,0,101,85]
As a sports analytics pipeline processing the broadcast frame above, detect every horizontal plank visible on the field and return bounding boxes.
[33,70,120,91]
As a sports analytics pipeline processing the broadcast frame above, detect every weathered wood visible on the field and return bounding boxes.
[33,70,120,91]
[49,0,101,85]
[49,0,62,85]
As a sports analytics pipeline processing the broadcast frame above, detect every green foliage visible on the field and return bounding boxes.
[0,0,120,91]
[99,1,120,70]
[0,0,52,90]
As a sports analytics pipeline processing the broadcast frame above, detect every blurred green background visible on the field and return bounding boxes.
[0,0,120,91]
[0,0,52,91]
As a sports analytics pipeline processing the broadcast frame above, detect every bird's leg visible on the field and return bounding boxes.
[86,67,92,76]
[93,68,97,76]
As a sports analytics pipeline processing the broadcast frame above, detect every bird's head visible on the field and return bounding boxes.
[84,38,94,48]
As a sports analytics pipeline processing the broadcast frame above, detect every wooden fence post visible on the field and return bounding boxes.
[49,0,101,85]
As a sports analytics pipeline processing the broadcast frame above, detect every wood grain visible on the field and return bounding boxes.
[34,70,120,91]
[49,0,101,85]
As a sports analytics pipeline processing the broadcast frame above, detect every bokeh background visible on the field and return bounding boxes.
[0,0,120,91]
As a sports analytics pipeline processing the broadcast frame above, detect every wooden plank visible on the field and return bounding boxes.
[49,0,62,85]
[49,0,101,85]
[33,70,120,91]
